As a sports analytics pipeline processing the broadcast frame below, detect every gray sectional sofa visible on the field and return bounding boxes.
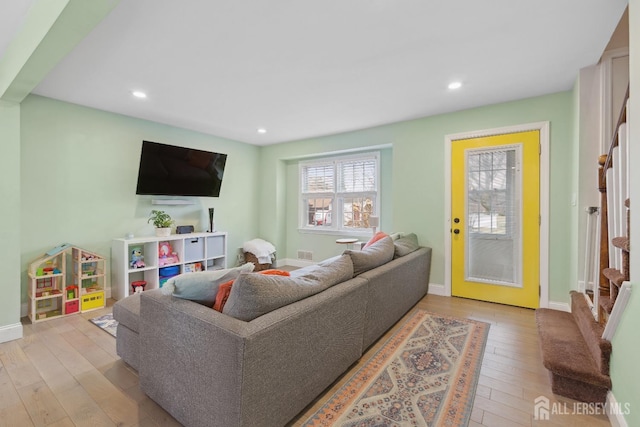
[113,235,431,427]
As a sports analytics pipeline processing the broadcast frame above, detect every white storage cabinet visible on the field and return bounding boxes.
[111,232,227,300]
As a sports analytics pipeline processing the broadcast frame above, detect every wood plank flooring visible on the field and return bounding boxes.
[1,295,611,426]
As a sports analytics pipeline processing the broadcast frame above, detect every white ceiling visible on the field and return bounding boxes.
[5,0,628,145]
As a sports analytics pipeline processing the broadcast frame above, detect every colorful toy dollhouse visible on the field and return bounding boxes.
[28,244,107,323]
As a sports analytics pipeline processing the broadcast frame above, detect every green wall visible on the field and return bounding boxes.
[610,290,640,424]
[0,100,23,338]
[260,91,575,302]
[19,95,261,305]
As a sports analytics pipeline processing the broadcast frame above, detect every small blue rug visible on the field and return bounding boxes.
[90,313,118,338]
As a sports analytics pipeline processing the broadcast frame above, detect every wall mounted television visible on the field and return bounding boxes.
[135,140,227,197]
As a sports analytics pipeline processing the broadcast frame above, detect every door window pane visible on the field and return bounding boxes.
[465,146,521,286]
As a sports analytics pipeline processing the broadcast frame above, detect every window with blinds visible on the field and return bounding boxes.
[299,153,380,232]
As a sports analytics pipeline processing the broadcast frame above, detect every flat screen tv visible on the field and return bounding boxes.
[135,140,227,197]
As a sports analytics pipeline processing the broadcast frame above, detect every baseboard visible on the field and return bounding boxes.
[607,391,630,427]
[0,322,23,343]
[547,301,571,312]
[427,283,447,296]
[276,258,316,268]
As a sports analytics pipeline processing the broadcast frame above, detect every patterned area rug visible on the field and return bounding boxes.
[302,310,489,426]
[90,313,118,338]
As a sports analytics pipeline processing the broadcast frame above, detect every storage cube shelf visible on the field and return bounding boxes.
[111,232,227,300]
[27,245,107,323]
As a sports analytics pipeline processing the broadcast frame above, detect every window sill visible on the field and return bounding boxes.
[298,228,373,238]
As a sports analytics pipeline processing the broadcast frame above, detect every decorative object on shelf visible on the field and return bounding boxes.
[158,241,180,266]
[148,210,175,237]
[177,225,195,234]
[184,262,203,273]
[130,247,145,268]
[208,208,215,232]
[131,280,147,293]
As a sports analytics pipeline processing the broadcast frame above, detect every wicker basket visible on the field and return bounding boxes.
[244,251,273,271]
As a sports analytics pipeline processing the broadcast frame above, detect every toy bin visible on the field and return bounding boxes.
[159,266,180,277]
[65,299,80,314]
[81,291,105,311]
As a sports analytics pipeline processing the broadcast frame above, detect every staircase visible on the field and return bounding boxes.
[535,86,630,404]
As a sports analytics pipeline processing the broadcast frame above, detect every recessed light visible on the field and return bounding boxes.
[257,128,267,134]
[448,81,462,90]
[132,90,147,99]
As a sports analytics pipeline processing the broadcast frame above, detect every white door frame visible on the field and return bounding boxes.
[444,122,550,308]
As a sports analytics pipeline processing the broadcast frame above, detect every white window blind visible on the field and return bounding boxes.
[300,153,380,232]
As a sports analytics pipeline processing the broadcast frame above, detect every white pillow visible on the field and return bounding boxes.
[161,263,255,306]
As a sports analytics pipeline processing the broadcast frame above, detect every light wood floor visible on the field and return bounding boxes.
[1,295,611,427]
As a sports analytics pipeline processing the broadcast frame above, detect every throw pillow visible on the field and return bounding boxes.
[363,231,389,249]
[223,254,353,321]
[344,235,394,276]
[212,279,234,312]
[393,233,420,258]
[162,263,255,306]
[212,269,291,312]
[389,232,404,241]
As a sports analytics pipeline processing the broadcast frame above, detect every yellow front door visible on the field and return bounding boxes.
[451,130,540,308]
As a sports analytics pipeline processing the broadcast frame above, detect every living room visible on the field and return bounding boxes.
[1,1,639,426]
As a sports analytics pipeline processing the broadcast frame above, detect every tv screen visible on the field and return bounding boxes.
[135,140,227,197]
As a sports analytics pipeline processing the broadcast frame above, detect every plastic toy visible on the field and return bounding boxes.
[131,280,147,293]
[158,241,180,266]
[65,285,78,299]
[130,248,145,269]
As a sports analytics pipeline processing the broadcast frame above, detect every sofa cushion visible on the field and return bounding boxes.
[213,269,291,312]
[161,263,255,306]
[389,232,404,241]
[393,233,420,258]
[112,292,141,333]
[344,235,394,276]
[223,254,353,321]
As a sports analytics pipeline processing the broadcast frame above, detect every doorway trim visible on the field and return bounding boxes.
[444,122,550,308]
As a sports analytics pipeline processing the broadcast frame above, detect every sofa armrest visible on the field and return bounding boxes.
[139,290,249,427]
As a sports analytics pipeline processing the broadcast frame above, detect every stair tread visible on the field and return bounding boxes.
[612,236,630,251]
[603,268,626,286]
[535,309,611,388]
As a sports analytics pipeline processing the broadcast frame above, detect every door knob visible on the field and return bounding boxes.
[453,229,460,234]
[453,218,460,223]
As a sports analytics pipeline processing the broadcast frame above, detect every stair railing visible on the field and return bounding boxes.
[599,85,630,323]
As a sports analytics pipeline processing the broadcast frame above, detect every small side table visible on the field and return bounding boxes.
[336,238,359,250]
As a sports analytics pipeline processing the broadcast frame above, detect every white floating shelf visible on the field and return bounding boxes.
[151,199,196,205]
